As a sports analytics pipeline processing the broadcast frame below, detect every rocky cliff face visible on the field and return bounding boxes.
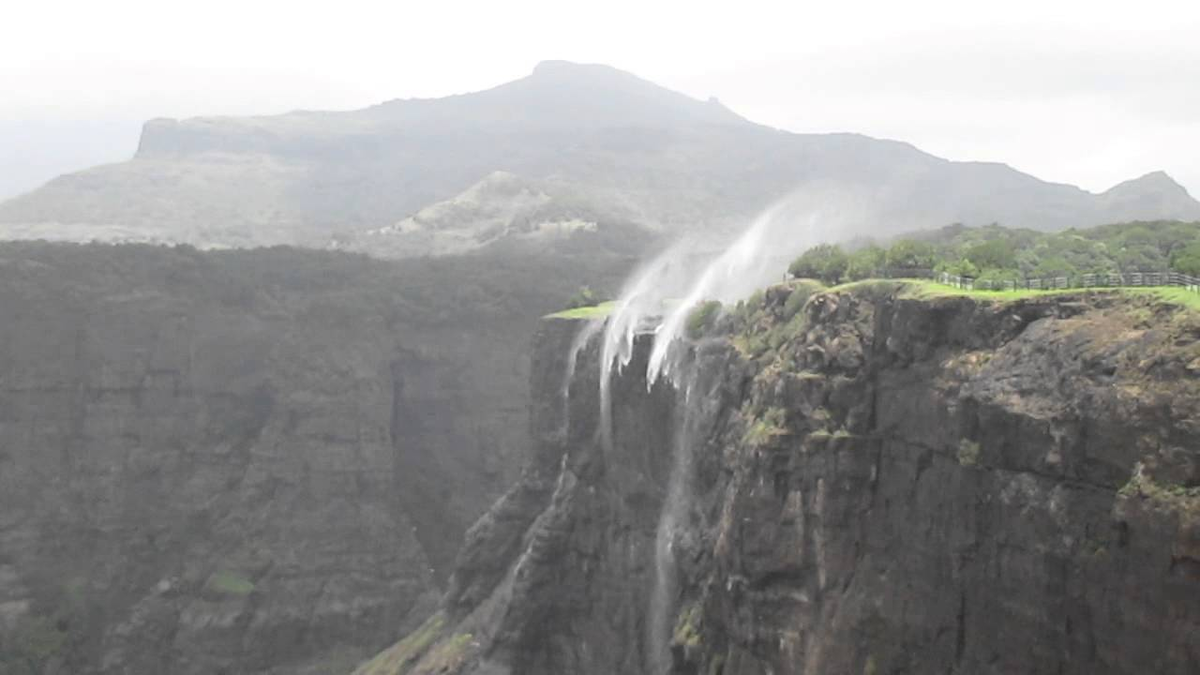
[0,242,632,674]
[369,282,1200,674]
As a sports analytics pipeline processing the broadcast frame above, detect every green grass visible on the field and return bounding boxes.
[1125,286,1200,311]
[828,279,908,293]
[545,300,616,319]
[205,571,255,596]
[894,279,1077,301]
[673,603,703,648]
[1118,464,1200,517]
[831,278,1200,311]
[353,612,446,675]
[743,406,787,446]
[418,633,476,671]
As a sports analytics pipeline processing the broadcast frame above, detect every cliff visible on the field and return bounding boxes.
[364,282,1200,674]
[0,241,632,674]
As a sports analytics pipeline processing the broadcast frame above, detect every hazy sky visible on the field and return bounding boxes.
[3,0,1198,200]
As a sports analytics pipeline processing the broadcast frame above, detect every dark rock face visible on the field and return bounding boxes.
[0,242,631,674]
[384,285,1199,674]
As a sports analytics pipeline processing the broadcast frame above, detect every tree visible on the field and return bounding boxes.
[937,257,980,278]
[788,244,848,284]
[884,239,936,271]
[976,268,1021,285]
[964,239,1016,271]
[845,245,886,281]
[1031,255,1077,279]
[1171,241,1200,276]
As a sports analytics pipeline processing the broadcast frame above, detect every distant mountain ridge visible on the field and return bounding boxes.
[1,60,1197,250]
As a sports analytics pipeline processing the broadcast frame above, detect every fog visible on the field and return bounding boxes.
[2,0,1198,200]
[2,3,1198,673]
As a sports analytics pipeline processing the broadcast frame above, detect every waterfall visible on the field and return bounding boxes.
[646,368,703,673]
[646,203,790,384]
[588,185,871,671]
[598,243,690,451]
[561,317,604,435]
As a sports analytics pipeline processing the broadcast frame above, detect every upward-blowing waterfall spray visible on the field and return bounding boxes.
[646,202,801,384]
[561,317,604,435]
[593,186,873,672]
[642,201,808,673]
[598,244,691,451]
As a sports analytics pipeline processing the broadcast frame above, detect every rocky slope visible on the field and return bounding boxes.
[3,62,1198,249]
[366,282,1200,674]
[334,171,646,259]
[0,241,634,674]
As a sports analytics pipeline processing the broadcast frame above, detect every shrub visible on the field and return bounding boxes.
[1171,241,1200,276]
[673,603,703,647]
[744,407,787,446]
[975,268,1021,286]
[885,239,937,270]
[957,439,981,466]
[1030,255,1077,278]
[965,238,1017,270]
[782,280,824,320]
[686,300,723,339]
[565,285,597,309]
[937,257,980,278]
[845,245,887,281]
[206,571,255,596]
[788,244,848,284]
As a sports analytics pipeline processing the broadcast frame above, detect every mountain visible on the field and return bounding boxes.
[2,61,1198,249]
[1098,171,1200,222]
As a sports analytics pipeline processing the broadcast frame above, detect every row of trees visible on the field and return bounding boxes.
[788,220,1200,285]
[787,240,940,284]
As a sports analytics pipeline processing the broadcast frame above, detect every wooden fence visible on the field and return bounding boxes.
[918,270,1200,293]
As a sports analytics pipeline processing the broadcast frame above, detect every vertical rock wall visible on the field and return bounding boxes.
[386,285,1199,675]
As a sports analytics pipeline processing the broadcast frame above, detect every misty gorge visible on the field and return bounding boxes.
[1,21,1200,675]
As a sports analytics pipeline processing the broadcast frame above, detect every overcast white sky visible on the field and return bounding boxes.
[2,0,1198,200]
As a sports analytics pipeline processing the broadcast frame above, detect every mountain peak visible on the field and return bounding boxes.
[1098,171,1200,221]
[1105,170,1189,195]
[510,60,748,127]
[524,60,650,91]
[531,60,623,76]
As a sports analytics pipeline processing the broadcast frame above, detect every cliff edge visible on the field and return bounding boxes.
[360,283,1200,674]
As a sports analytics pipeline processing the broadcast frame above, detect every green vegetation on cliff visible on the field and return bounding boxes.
[351,611,479,675]
[686,300,724,338]
[791,220,1200,284]
[890,278,1200,311]
[546,300,617,319]
[353,613,446,675]
[205,571,255,596]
